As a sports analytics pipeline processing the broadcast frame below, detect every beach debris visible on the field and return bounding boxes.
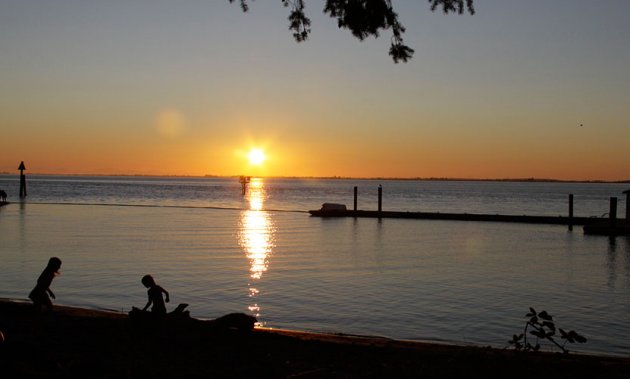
[212,313,257,332]
[129,306,257,332]
[129,303,190,321]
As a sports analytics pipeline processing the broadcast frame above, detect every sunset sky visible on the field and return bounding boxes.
[1,1,629,180]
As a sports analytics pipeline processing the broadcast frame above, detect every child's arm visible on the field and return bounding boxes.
[162,287,170,303]
[142,297,152,311]
[47,288,56,299]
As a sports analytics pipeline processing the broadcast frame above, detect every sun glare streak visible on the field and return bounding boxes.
[237,178,274,323]
[248,179,264,210]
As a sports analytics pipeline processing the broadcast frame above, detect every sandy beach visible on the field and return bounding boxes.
[1,299,628,378]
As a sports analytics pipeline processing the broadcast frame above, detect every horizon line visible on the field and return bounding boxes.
[1,172,629,184]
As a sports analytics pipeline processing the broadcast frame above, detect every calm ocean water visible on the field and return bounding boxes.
[1,175,629,356]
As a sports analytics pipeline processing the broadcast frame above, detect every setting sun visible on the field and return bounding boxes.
[248,149,266,166]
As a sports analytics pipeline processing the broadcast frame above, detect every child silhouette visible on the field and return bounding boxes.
[141,274,170,315]
[29,257,62,311]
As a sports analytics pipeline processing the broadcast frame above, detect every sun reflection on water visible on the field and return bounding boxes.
[238,178,274,324]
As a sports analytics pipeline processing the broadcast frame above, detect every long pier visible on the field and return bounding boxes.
[308,209,596,226]
[309,186,630,235]
[309,209,630,235]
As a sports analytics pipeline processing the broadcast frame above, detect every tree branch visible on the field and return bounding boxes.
[230,0,475,62]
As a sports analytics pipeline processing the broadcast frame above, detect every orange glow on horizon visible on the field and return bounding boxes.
[2,122,628,181]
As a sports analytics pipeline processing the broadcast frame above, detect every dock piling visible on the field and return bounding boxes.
[623,190,630,220]
[378,185,382,213]
[353,186,358,211]
[568,194,574,231]
[18,161,27,198]
[239,176,250,195]
[610,197,617,227]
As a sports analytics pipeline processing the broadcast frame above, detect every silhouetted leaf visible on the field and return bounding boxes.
[288,8,312,42]
[527,307,536,316]
[429,0,475,14]
[568,331,587,343]
[230,0,249,12]
[542,321,556,331]
[530,330,545,339]
[510,336,524,349]
[575,334,587,343]
[538,311,553,321]
[525,343,535,351]
[389,42,414,63]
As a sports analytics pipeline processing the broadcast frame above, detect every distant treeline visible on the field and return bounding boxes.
[1,172,628,183]
[213,175,630,184]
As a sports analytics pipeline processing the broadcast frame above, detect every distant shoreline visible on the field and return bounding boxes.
[1,172,628,184]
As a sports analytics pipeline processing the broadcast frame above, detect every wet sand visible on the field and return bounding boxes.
[1,299,628,378]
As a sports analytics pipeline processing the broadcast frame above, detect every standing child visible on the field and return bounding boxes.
[29,257,62,311]
[141,274,170,315]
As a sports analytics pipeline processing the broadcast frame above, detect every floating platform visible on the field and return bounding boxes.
[309,209,601,226]
[583,220,630,236]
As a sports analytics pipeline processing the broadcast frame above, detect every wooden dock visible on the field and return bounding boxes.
[308,209,600,226]
[309,186,630,236]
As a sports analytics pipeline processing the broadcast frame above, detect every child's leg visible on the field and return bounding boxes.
[31,292,53,311]
[42,295,53,311]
